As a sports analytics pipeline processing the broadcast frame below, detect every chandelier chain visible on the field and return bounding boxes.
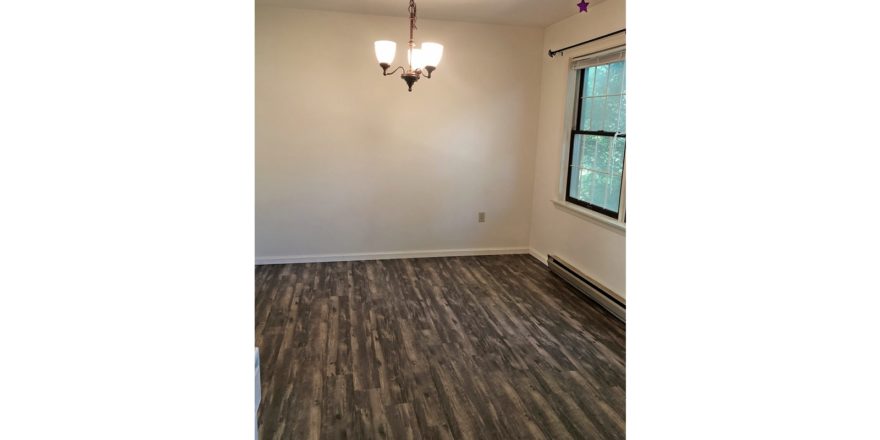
[408,0,417,45]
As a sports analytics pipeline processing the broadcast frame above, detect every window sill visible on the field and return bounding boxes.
[551,199,626,235]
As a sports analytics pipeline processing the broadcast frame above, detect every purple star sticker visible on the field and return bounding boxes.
[577,0,589,12]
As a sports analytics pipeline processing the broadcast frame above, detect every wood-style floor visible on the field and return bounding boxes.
[255,254,625,440]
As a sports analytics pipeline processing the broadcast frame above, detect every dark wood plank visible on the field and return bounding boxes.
[256,254,625,439]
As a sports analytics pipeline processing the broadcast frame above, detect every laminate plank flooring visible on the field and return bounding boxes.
[256,254,625,439]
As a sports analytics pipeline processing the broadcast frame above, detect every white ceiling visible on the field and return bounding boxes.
[255,0,605,27]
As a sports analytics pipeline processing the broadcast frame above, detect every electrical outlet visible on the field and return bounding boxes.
[478,212,485,223]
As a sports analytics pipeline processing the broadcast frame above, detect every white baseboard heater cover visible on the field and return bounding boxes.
[547,255,625,322]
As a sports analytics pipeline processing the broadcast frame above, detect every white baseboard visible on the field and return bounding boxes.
[528,248,548,265]
[256,247,530,265]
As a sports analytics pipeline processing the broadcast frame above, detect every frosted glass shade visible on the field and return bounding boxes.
[421,42,443,67]
[374,40,396,65]
[408,48,427,70]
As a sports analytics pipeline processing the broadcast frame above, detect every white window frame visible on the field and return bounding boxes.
[555,41,626,234]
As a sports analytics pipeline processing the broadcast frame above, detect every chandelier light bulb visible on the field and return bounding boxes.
[421,42,443,67]
[374,40,397,65]
[408,48,427,70]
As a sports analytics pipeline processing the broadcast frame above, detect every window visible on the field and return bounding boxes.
[566,49,626,221]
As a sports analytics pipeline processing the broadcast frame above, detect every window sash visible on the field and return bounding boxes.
[577,60,625,133]
[566,132,625,218]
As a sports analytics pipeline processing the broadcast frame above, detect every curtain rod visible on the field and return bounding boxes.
[547,28,626,58]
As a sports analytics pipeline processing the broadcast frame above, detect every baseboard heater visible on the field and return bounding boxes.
[547,255,625,322]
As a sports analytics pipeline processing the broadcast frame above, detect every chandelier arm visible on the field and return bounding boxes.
[383,66,406,76]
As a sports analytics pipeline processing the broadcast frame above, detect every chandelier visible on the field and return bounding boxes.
[374,0,443,92]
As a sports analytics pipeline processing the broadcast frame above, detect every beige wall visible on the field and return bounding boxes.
[529,0,627,296]
[256,7,543,261]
